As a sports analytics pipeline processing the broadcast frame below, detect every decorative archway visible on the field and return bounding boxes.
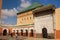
[25,30,28,36]
[42,28,48,38]
[30,29,34,37]
[3,29,7,36]
[16,30,19,36]
[21,29,23,36]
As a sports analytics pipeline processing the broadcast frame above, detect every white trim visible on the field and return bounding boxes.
[2,28,8,33]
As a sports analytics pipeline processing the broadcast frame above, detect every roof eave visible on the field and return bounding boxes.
[17,5,43,15]
[33,4,56,13]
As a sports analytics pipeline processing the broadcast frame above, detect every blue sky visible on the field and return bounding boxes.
[2,0,60,25]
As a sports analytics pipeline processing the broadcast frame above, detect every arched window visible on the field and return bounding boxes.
[3,29,7,36]
[30,29,34,37]
[30,17,31,19]
[16,30,19,35]
[25,30,28,36]
[42,28,48,38]
[21,29,23,36]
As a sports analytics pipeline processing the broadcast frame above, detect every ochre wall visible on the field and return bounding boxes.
[0,27,2,35]
[17,11,34,26]
[55,8,60,39]
[56,30,60,39]
[8,27,12,34]
[0,0,2,35]
[0,0,2,19]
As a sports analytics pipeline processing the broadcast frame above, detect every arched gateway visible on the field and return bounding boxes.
[3,29,7,36]
[25,30,28,36]
[42,28,48,38]
[30,29,34,37]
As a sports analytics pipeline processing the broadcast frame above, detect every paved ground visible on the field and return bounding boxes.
[0,36,60,40]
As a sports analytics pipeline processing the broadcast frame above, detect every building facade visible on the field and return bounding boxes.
[17,3,55,38]
[33,5,55,38]
[0,2,60,39]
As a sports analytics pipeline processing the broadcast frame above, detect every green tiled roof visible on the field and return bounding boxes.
[17,2,43,15]
[33,4,55,13]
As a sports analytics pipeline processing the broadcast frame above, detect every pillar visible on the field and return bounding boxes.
[55,8,60,39]
[34,30,36,38]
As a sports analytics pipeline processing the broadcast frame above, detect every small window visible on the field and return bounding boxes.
[30,17,31,19]
[20,21,22,23]
[22,18,23,21]
[22,18,23,20]
[21,29,23,36]
[17,30,18,32]
[24,18,26,20]
[27,17,28,20]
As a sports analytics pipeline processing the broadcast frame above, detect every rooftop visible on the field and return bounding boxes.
[17,2,43,15]
[17,2,55,15]
[33,4,55,13]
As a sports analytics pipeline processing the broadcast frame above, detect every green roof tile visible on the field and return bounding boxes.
[33,4,55,13]
[17,2,43,15]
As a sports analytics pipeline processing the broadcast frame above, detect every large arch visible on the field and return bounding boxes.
[21,29,23,36]
[3,29,7,36]
[25,29,28,36]
[30,29,34,37]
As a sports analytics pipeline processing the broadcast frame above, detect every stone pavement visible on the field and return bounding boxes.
[0,36,60,40]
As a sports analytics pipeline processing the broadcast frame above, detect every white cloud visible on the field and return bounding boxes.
[0,21,10,26]
[0,20,16,26]
[1,0,31,25]
[2,0,31,19]
[0,20,6,25]
[20,0,31,8]
[17,0,31,11]
[2,8,18,19]
[21,0,25,2]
